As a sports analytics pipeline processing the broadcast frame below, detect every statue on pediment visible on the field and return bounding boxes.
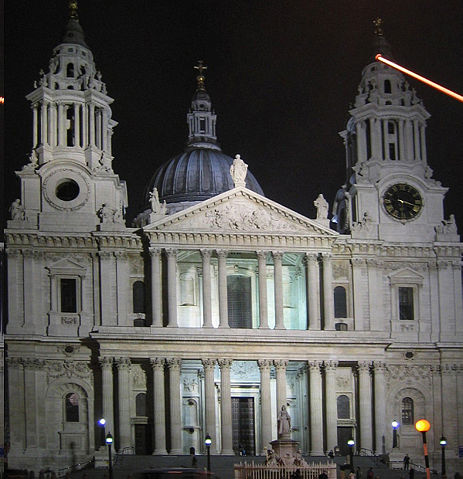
[230,154,248,188]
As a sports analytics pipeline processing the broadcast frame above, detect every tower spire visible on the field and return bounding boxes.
[69,0,78,19]
[194,60,208,91]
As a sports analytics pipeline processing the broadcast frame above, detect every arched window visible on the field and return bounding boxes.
[227,275,252,328]
[66,63,74,78]
[334,286,347,318]
[337,395,350,419]
[136,393,147,416]
[65,392,79,422]
[133,281,145,313]
[401,397,414,425]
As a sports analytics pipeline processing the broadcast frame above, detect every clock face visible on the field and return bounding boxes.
[383,183,423,220]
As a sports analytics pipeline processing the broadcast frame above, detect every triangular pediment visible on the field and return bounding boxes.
[389,267,424,285]
[144,187,337,237]
[46,258,87,274]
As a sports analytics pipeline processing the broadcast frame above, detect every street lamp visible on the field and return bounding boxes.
[392,420,400,448]
[205,433,212,472]
[415,419,431,479]
[439,436,447,479]
[105,433,113,479]
[347,438,355,468]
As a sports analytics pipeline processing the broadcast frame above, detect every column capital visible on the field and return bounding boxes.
[305,252,319,264]
[115,357,131,369]
[308,360,323,371]
[273,359,288,370]
[165,248,178,258]
[200,249,212,259]
[149,247,162,257]
[256,250,268,260]
[321,252,332,261]
[272,251,284,260]
[202,358,217,370]
[167,357,181,370]
[216,249,228,259]
[114,251,128,260]
[150,358,165,369]
[358,361,372,373]
[218,358,233,369]
[258,359,272,371]
[324,360,338,371]
[351,257,366,267]
[99,356,113,369]
[98,251,113,260]
[373,360,387,372]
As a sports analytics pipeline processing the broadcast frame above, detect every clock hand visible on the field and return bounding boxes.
[398,199,416,207]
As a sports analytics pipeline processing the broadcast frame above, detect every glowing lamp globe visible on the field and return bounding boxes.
[415,419,431,432]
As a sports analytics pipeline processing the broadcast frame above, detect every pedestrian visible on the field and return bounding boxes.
[367,467,374,479]
[318,471,328,479]
[356,466,362,478]
[409,468,414,479]
[348,471,355,479]
[403,454,410,471]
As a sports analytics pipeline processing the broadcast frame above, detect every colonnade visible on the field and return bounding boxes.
[32,100,110,151]
[99,356,387,456]
[149,248,335,330]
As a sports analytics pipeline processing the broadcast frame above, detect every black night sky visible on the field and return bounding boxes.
[4,1,463,232]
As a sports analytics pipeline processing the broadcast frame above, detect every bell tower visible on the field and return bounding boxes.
[333,19,457,243]
[9,0,127,232]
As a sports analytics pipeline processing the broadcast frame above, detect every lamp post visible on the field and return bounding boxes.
[392,420,400,448]
[105,433,113,479]
[205,433,212,472]
[439,436,447,479]
[415,419,431,479]
[347,438,355,468]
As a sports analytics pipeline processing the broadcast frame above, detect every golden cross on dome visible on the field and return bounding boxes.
[194,60,208,90]
[373,17,384,36]
[69,0,79,19]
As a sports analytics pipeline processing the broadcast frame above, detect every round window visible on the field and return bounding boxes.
[56,179,80,201]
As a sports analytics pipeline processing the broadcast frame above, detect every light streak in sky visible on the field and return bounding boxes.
[375,54,463,103]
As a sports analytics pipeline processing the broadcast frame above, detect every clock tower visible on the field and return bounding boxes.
[334,19,457,243]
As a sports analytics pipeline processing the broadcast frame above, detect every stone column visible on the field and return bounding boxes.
[201,250,213,328]
[431,365,443,453]
[115,252,129,326]
[219,359,234,454]
[116,358,132,452]
[306,253,320,330]
[373,361,386,455]
[100,357,115,437]
[457,365,463,448]
[150,248,163,327]
[308,360,324,455]
[7,358,26,450]
[442,363,458,451]
[166,248,178,327]
[274,359,288,411]
[322,253,334,330]
[167,358,183,454]
[32,104,39,147]
[89,103,95,146]
[49,103,57,147]
[99,251,116,326]
[358,361,373,452]
[74,103,80,147]
[217,250,229,328]
[351,258,366,330]
[258,360,272,451]
[41,101,48,146]
[324,360,338,452]
[257,251,269,329]
[24,359,41,449]
[202,359,217,451]
[150,358,167,455]
[273,252,284,329]
[81,104,88,148]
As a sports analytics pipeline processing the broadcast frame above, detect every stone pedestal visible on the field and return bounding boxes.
[270,439,301,467]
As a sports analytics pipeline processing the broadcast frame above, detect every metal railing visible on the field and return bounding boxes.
[234,461,337,479]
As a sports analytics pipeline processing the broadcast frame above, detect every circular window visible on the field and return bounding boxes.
[56,180,80,201]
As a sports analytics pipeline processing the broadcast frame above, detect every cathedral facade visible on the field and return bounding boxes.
[4,6,463,475]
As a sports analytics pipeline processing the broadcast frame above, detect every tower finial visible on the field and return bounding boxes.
[373,17,383,36]
[69,0,78,19]
[194,60,208,91]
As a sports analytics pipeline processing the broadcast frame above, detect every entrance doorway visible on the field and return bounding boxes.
[337,426,353,456]
[135,424,151,455]
[232,397,255,456]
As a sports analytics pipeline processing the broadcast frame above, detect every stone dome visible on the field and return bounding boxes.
[148,148,264,205]
[144,62,264,212]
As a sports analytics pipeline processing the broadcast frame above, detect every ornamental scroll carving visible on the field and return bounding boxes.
[46,360,92,379]
[386,364,432,387]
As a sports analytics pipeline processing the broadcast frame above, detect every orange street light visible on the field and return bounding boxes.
[375,54,463,103]
[415,419,431,479]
